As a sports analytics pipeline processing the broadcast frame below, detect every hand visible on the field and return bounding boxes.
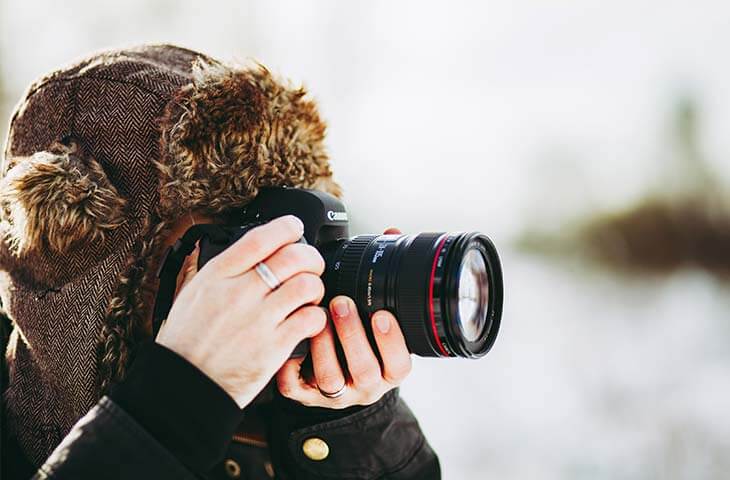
[155,215,328,409]
[275,227,413,408]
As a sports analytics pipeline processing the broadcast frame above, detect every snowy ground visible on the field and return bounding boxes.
[402,250,730,479]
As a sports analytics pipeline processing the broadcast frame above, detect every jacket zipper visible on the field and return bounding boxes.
[231,433,268,448]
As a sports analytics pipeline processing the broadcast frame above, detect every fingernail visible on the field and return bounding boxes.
[332,298,349,317]
[375,313,391,334]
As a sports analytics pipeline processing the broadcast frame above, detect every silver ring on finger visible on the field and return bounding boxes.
[254,261,281,291]
[317,383,347,399]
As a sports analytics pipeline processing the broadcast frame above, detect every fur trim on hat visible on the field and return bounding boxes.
[154,58,342,222]
[0,141,128,256]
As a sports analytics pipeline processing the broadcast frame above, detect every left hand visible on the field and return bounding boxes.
[275,227,413,408]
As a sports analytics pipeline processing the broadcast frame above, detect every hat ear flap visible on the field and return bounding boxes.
[0,142,128,256]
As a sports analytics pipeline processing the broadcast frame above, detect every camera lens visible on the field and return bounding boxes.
[321,232,503,358]
[456,248,489,342]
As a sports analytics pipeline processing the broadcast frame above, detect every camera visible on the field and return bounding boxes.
[153,187,503,358]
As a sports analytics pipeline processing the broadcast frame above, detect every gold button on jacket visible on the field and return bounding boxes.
[302,437,330,461]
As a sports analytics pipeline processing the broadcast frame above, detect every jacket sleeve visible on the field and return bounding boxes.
[32,396,199,480]
[267,388,441,480]
[32,340,245,479]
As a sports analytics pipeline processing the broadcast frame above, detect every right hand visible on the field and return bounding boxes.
[155,215,328,409]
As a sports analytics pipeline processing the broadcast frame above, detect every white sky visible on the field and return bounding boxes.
[3,1,730,244]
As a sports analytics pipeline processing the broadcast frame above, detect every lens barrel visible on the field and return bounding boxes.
[322,232,503,358]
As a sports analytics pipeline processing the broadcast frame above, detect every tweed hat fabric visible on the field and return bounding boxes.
[0,44,341,466]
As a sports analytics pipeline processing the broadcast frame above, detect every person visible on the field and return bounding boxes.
[0,44,440,479]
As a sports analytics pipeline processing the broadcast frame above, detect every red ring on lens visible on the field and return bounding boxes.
[428,236,449,356]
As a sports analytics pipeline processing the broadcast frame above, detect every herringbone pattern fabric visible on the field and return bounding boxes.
[0,44,206,466]
[0,43,339,469]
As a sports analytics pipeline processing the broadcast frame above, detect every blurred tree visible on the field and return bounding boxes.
[518,96,730,279]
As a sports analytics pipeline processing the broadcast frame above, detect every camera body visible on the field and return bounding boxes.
[196,187,349,272]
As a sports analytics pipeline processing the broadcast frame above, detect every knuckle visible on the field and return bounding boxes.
[362,391,384,405]
[287,311,309,331]
[307,246,326,274]
[297,397,320,408]
[301,274,325,300]
[277,382,296,399]
[286,245,307,266]
[290,223,304,240]
[330,397,349,409]
[317,372,344,391]
[309,306,328,324]
[282,275,306,301]
[300,245,324,271]
[281,244,324,274]
[265,215,301,242]
[298,306,326,330]
[280,215,303,237]
[401,358,414,376]
[386,361,411,383]
[289,272,309,290]
[274,243,302,266]
[314,279,326,300]
[351,365,381,389]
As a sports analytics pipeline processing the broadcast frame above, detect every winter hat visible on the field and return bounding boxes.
[0,43,341,466]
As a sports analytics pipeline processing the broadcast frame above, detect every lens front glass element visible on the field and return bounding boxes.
[456,248,490,342]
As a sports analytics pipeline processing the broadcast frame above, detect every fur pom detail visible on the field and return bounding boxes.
[0,142,128,255]
[155,58,342,221]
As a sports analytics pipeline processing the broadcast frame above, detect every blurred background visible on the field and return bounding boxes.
[2,1,730,478]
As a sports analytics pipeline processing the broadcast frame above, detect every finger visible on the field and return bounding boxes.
[247,243,325,295]
[205,215,304,278]
[371,310,412,385]
[276,305,328,353]
[329,296,381,390]
[276,358,356,408]
[310,319,347,395]
[174,240,200,300]
[264,273,325,321]
[276,358,328,406]
[383,227,402,235]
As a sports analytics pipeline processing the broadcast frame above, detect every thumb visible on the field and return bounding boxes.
[174,240,201,300]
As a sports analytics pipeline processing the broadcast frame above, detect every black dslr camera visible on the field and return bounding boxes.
[153,187,503,359]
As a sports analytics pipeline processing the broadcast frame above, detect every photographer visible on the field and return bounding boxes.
[0,45,440,479]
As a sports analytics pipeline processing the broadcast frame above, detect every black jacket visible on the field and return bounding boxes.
[1,335,441,480]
